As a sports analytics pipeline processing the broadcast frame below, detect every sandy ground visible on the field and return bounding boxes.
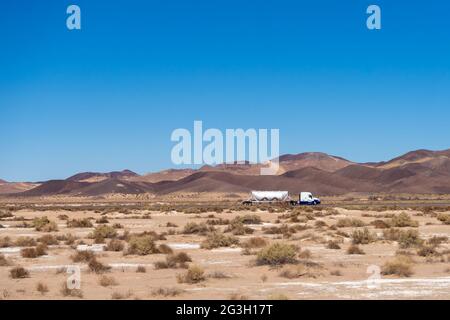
[0,201,449,300]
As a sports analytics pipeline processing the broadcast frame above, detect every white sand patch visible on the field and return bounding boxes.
[76,244,106,252]
[0,247,21,253]
[211,248,242,253]
[167,243,201,250]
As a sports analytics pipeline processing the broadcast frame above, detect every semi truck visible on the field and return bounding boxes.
[242,191,321,206]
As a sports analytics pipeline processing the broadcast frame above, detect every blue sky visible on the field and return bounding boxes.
[1,0,450,181]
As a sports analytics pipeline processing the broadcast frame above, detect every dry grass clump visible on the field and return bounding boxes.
[88,257,111,274]
[383,228,423,248]
[182,222,214,235]
[38,234,59,245]
[67,218,93,228]
[437,213,450,225]
[0,253,12,266]
[21,244,47,258]
[200,232,239,249]
[256,242,297,266]
[389,212,419,228]
[154,252,192,269]
[242,237,268,249]
[336,218,365,228]
[370,219,390,229]
[381,256,414,277]
[229,293,249,300]
[90,225,118,243]
[158,243,173,254]
[15,237,36,247]
[10,266,29,279]
[136,265,146,273]
[224,221,254,235]
[177,265,206,284]
[417,245,438,257]
[208,271,231,279]
[98,275,118,287]
[326,240,341,249]
[347,244,365,255]
[36,282,49,295]
[151,287,184,297]
[105,239,124,252]
[427,236,448,246]
[71,250,95,262]
[96,216,109,224]
[33,217,58,232]
[279,265,315,279]
[232,215,262,225]
[0,210,13,219]
[126,235,159,255]
[60,282,83,298]
[351,228,377,244]
[0,236,13,248]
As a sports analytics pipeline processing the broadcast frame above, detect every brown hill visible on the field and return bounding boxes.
[10,148,450,197]
[67,170,138,183]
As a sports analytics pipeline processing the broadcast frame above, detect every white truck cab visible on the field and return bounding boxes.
[299,192,321,205]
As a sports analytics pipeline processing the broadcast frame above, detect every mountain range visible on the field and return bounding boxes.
[2,149,450,197]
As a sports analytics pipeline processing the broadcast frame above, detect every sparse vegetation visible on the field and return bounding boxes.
[201,232,239,249]
[10,267,29,279]
[351,228,376,244]
[177,265,206,284]
[437,213,450,225]
[347,244,365,255]
[381,256,413,277]
[36,282,49,295]
[151,287,184,297]
[33,216,58,232]
[67,218,93,228]
[99,275,118,287]
[256,243,297,266]
[105,239,124,252]
[126,235,159,255]
[336,218,365,228]
[389,212,419,228]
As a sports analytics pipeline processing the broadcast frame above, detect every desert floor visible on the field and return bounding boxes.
[0,199,449,300]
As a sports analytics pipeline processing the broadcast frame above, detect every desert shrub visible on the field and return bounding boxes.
[21,244,47,258]
[201,232,239,249]
[381,256,413,277]
[10,267,29,279]
[105,239,124,252]
[256,243,297,266]
[99,275,118,287]
[33,217,58,232]
[437,213,450,225]
[96,216,109,224]
[0,211,13,219]
[0,236,13,248]
[347,244,365,255]
[155,252,192,269]
[0,254,11,266]
[427,236,448,246]
[314,220,327,228]
[389,212,419,228]
[397,230,423,248]
[242,237,268,249]
[112,223,123,229]
[90,225,117,242]
[71,250,95,263]
[38,234,59,245]
[370,219,390,229]
[182,222,213,235]
[67,218,93,228]
[151,287,184,297]
[15,237,36,247]
[225,221,253,235]
[417,245,438,257]
[36,282,49,295]
[158,244,173,254]
[126,235,158,255]
[267,293,289,300]
[176,265,206,284]
[351,228,376,244]
[88,257,111,274]
[232,215,262,225]
[166,222,178,228]
[326,240,341,250]
[58,214,69,220]
[279,265,312,279]
[60,282,83,298]
[136,266,146,273]
[336,218,366,228]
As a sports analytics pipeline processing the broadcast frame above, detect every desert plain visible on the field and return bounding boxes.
[0,195,449,300]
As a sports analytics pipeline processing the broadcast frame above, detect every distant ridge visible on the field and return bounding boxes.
[4,148,450,197]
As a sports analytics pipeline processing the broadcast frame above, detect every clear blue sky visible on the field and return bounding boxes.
[1,0,449,182]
